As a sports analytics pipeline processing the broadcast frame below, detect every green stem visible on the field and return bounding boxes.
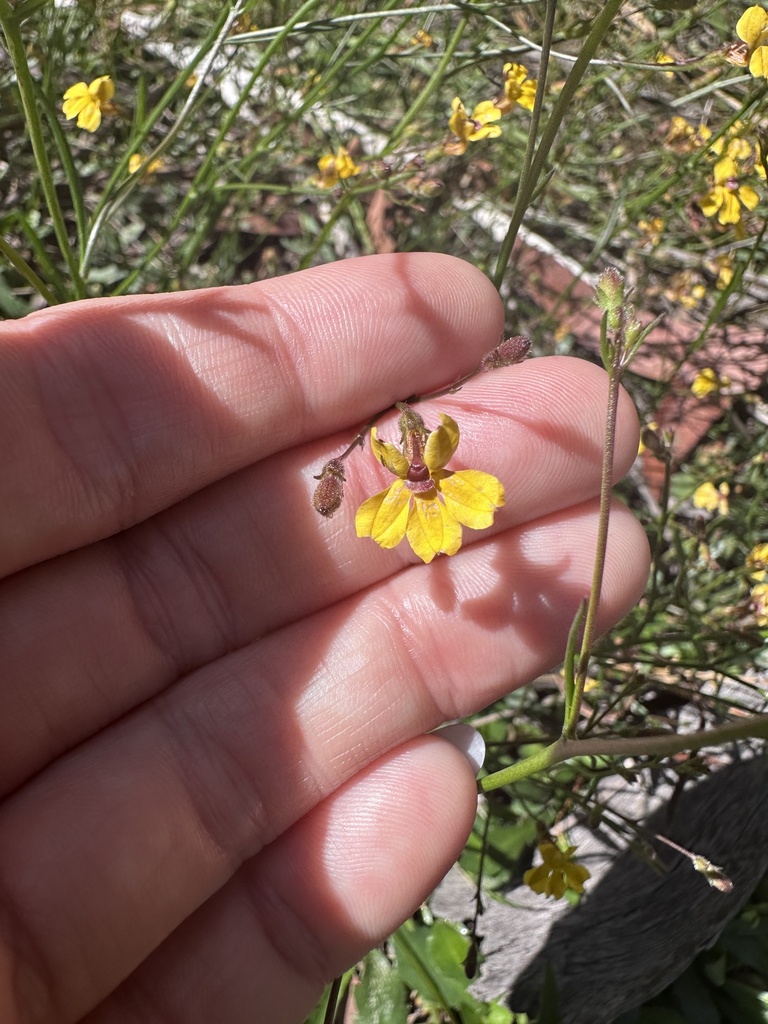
[492,0,623,288]
[80,0,249,275]
[113,0,326,295]
[382,13,468,155]
[0,0,85,299]
[0,235,59,305]
[565,320,624,737]
[479,713,768,792]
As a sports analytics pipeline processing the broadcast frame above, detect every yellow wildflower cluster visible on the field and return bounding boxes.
[355,407,504,563]
[445,63,536,156]
[314,146,362,189]
[62,75,114,132]
[523,843,590,900]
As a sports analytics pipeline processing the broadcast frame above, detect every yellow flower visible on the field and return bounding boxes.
[656,51,676,79]
[62,75,115,132]
[663,270,705,309]
[637,217,665,247]
[355,408,505,563]
[691,367,730,398]
[314,146,361,188]
[128,153,164,176]
[692,481,730,515]
[698,156,760,225]
[410,28,433,48]
[664,116,711,153]
[746,543,768,580]
[445,97,502,156]
[523,843,590,900]
[735,6,768,77]
[751,582,768,625]
[713,253,735,289]
[495,63,537,114]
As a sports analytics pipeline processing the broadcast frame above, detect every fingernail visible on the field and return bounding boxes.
[433,723,486,777]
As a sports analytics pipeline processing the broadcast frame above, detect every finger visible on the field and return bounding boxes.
[0,357,638,794]
[0,253,503,576]
[0,502,648,1022]
[81,735,480,1024]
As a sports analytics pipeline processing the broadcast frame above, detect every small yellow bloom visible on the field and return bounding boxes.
[735,6,768,78]
[664,116,711,153]
[714,253,735,289]
[314,145,362,188]
[750,581,768,625]
[691,367,730,398]
[663,270,705,309]
[746,543,768,580]
[656,52,676,79]
[445,97,502,156]
[410,28,433,48]
[523,843,590,900]
[62,75,115,132]
[495,63,537,114]
[637,217,665,248]
[128,153,164,176]
[692,481,730,515]
[355,409,505,563]
[698,156,760,225]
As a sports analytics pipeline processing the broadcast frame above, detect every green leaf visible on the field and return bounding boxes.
[354,949,407,1024]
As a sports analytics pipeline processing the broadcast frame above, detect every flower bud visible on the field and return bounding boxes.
[312,458,346,518]
[594,268,625,330]
[479,335,531,371]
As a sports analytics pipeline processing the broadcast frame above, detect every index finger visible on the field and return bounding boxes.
[0,253,503,576]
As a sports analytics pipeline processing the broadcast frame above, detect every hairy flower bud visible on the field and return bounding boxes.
[312,458,346,518]
[479,335,531,371]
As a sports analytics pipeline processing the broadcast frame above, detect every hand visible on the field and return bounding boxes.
[0,253,649,1024]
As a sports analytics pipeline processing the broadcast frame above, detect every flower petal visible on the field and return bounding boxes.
[717,191,742,225]
[423,414,459,472]
[738,184,760,211]
[737,5,768,47]
[472,100,502,125]
[750,45,768,77]
[88,75,114,102]
[77,103,102,132]
[371,427,410,477]
[405,492,462,563]
[698,189,722,218]
[436,469,505,529]
[355,480,410,548]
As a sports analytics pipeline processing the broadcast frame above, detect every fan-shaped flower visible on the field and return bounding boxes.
[523,843,590,900]
[698,156,760,225]
[496,63,537,114]
[355,409,504,563]
[62,75,114,132]
[445,97,502,155]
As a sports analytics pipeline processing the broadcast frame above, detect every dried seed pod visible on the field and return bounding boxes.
[312,458,346,518]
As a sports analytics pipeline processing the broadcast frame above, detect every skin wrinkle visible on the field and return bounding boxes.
[30,337,142,543]
[0,868,56,1024]
[156,682,271,869]
[112,513,240,676]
